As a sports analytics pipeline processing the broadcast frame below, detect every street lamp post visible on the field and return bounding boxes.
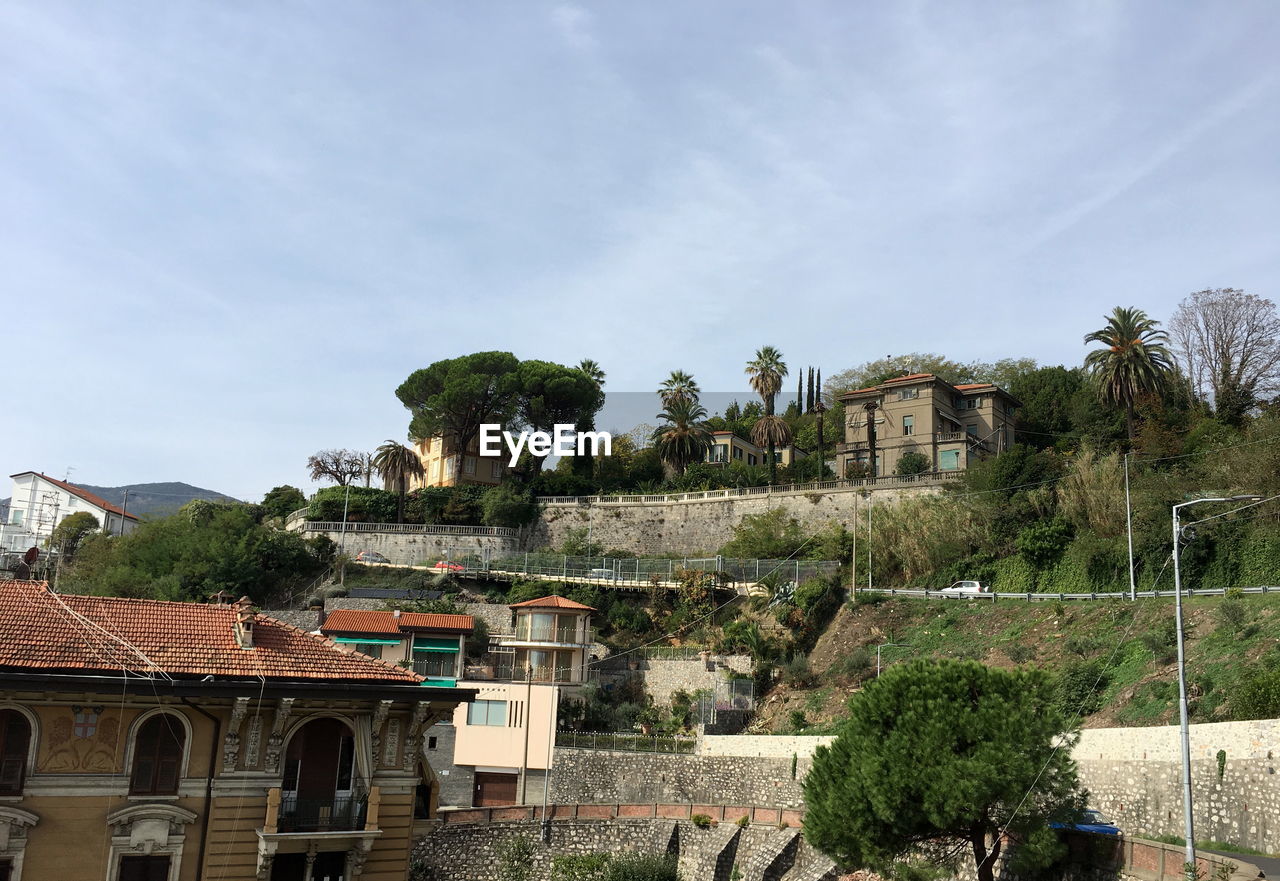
[814,400,827,483]
[876,642,910,677]
[1170,494,1260,872]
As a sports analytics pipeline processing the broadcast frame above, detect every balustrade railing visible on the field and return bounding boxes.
[537,470,961,505]
[277,788,368,833]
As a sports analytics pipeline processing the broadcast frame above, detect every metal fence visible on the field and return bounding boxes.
[555,731,696,754]
[538,470,962,506]
[301,521,517,537]
[862,585,1280,602]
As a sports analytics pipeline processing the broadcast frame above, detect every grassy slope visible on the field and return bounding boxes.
[755,592,1280,733]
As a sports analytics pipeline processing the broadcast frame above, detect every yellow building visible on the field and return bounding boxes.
[705,430,806,469]
[0,580,471,881]
[835,373,1019,477]
[407,436,506,489]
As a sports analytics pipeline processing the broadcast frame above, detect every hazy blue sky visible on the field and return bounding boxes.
[3,2,1278,500]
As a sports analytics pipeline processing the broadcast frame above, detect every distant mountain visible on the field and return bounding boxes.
[72,482,241,518]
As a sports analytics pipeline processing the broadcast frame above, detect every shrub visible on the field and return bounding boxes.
[1140,619,1180,664]
[831,647,872,680]
[1016,519,1074,568]
[690,813,713,828]
[1216,597,1247,634]
[552,854,612,881]
[497,835,536,881]
[1006,643,1036,664]
[781,654,814,687]
[788,710,808,732]
[482,485,537,527]
[895,451,931,476]
[1230,668,1280,720]
[736,814,750,828]
[603,853,680,881]
[1055,659,1110,719]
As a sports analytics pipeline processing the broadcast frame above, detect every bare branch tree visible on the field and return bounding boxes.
[1169,288,1280,422]
[306,449,369,486]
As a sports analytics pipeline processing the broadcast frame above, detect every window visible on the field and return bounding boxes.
[463,456,476,475]
[353,642,384,659]
[466,700,507,726]
[940,450,960,470]
[966,424,978,436]
[748,454,757,466]
[0,710,31,795]
[415,653,455,679]
[897,388,919,400]
[9,510,20,526]
[428,736,438,750]
[710,444,729,463]
[733,447,743,460]
[118,855,171,881]
[491,460,503,479]
[902,415,914,437]
[130,714,185,795]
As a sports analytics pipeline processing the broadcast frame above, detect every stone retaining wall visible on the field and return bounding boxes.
[527,485,937,556]
[303,529,519,566]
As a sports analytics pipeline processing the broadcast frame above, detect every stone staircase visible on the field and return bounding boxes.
[665,821,838,881]
[677,824,744,881]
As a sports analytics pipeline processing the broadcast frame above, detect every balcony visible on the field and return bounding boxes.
[462,661,588,684]
[266,786,377,834]
[504,623,595,646]
[936,431,965,443]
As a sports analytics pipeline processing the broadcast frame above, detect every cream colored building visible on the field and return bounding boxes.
[407,435,506,489]
[0,581,470,881]
[705,431,806,469]
[836,373,1019,477]
[452,596,595,807]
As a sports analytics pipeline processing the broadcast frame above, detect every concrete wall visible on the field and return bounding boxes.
[548,721,1280,854]
[1076,720,1280,854]
[302,529,519,566]
[528,484,939,556]
[549,747,809,808]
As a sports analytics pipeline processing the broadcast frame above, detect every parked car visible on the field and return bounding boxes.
[938,580,991,597]
[431,560,465,573]
[354,550,390,564]
[1051,809,1121,836]
[587,568,617,581]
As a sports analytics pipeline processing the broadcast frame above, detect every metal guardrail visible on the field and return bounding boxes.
[537,470,962,505]
[862,585,1280,602]
[555,731,697,754]
[301,521,517,537]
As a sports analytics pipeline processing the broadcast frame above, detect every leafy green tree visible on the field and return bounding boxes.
[804,659,1083,881]
[395,351,522,480]
[48,511,100,558]
[1084,307,1174,440]
[652,398,712,476]
[826,353,975,396]
[894,451,931,476]
[574,359,607,478]
[372,440,425,523]
[719,508,805,559]
[1007,366,1085,447]
[658,369,700,408]
[746,345,790,483]
[481,484,536,527]
[260,485,306,522]
[515,359,604,476]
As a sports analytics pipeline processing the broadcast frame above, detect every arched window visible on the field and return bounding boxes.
[130,714,185,796]
[0,710,31,795]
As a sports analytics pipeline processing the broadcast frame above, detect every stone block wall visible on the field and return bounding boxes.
[527,485,939,556]
[548,747,808,808]
[303,529,519,566]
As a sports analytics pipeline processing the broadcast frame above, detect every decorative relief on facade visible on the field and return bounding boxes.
[264,698,295,774]
[245,714,262,767]
[222,697,250,773]
[371,700,392,767]
[39,709,120,772]
[383,718,401,767]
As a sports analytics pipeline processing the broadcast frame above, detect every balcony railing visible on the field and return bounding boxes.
[412,659,461,680]
[507,624,596,645]
[276,788,368,833]
[463,662,585,684]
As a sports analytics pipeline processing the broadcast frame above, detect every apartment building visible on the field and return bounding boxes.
[2,472,140,552]
[704,431,806,469]
[406,436,506,489]
[835,373,1019,477]
[320,610,474,687]
[0,580,470,881]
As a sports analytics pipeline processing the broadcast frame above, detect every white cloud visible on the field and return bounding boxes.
[550,4,597,51]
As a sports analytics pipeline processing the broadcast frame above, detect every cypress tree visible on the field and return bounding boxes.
[816,368,822,406]
[806,367,815,413]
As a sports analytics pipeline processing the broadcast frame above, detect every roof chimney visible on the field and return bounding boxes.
[393,609,402,619]
[234,596,256,649]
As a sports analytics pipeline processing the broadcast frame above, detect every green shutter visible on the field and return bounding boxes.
[413,637,460,653]
[333,637,401,646]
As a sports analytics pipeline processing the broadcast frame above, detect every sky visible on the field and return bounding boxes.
[2,1,1279,501]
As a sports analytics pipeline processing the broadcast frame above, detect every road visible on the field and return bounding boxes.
[1205,848,1279,877]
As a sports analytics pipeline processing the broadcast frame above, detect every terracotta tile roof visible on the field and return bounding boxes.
[954,383,995,390]
[881,373,935,384]
[509,595,596,612]
[843,386,881,395]
[320,609,473,636]
[0,580,422,683]
[9,473,140,521]
[398,613,474,632]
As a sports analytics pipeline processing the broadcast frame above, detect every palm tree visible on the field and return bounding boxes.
[652,398,713,476]
[577,359,606,387]
[1084,307,1174,440]
[372,440,425,523]
[745,346,790,483]
[658,370,700,408]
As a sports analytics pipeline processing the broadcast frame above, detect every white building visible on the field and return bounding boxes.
[1,471,140,552]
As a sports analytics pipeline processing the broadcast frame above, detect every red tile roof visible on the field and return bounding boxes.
[9,473,140,521]
[509,595,596,611]
[954,383,995,390]
[320,609,474,636]
[881,373,935,384]
[0,580,422,683]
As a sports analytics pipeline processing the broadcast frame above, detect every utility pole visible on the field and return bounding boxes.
[1124,453,1136,601]
[519,662,534,804]
[867,491,874,591]
[120,489,130,536]
[338,484,351,586]
[851,491,858,602]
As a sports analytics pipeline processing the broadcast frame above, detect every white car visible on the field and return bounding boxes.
[587,568,617,581]
[938,580,991,597]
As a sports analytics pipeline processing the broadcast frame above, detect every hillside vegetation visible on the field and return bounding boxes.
[756,592,1280,733]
